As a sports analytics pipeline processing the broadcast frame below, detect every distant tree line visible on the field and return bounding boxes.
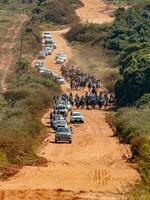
[104,5,150,106]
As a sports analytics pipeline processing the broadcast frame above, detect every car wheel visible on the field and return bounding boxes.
[55,140,57,143]
[69,141,72,144]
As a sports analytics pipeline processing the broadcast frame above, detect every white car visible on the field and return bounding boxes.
[66,101,72,111]
[43,31,52,38]
[45,38,53,44]
[41,48,48,56]
[56,57,65,64]
[54,75,65,84]
[45,43,53,48]
[35,60,44,69]
[70,112,84,123]
[45,46,53,55]
[55,53,66,61]
[38,50,46,59]
[38,67,46,73]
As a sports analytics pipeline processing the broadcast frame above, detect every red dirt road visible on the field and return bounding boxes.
[76,0,117,24]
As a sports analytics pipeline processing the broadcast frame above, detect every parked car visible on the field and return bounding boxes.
[70,112,84,123]
[54,75,65,84]
[35,60,44,69]
[53,119,67,130]
[45,46,53,55]
[38,50,46,59]
[45,43,54,48]
[55,127,72,143]
[56,57,65,64]
[55,53,66,61]
[41,48,48,56]
[65,101,72,111]
[43,31,51,38]
[45,38,53,44]
[38,67,46,74]
[54,104,68,116]
[51,114,65,128]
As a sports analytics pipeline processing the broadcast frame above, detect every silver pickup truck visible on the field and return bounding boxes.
[55,127,72,143]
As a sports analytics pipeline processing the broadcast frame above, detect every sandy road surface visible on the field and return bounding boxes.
[0,1,140,200]
[76,0,117,24]
[0,27,139,200]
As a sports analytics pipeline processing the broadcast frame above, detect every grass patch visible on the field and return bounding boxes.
[106,108,150,199]
[32,0,80,25]
[0,1,60,168]
[0,58,60,165]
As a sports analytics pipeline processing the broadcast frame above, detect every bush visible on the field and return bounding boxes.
[16,58,30,72]
[0,55,60,165]
[104,5,150,106]
[106,108,150,198]
[34,0,79,25]
[136,93,150,108]
[66,23,109,43]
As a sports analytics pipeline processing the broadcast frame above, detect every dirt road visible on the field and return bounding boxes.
[76,0,117,24]
[0,1,140,200]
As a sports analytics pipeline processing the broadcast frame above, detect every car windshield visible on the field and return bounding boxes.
[57,127,70,132]
[72,112,81,116]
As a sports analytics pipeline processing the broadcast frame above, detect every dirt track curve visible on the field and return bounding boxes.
[0,1,140,200]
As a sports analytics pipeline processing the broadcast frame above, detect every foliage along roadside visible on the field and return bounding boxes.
[67,4,150,107]
[66,2,150,198]
[0,2,60,173]
[0,58,60,168]
[104,5,150,106]
[32,0,83,25]
[106,108,150,199]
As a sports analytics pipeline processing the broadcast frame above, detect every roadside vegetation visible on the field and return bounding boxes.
[66,23,119,91]
[32,0,82,25]
[0,1,60,175]
[0,58,59,166]
[67,2,150,198]
[105,3,150,199]
[0,0,83,177]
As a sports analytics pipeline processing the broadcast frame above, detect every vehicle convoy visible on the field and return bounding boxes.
[55,127,72,143]
[50,94,85,144]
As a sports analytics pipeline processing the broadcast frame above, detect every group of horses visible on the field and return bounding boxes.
[61,65,101,90]
[60,64,114,110]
